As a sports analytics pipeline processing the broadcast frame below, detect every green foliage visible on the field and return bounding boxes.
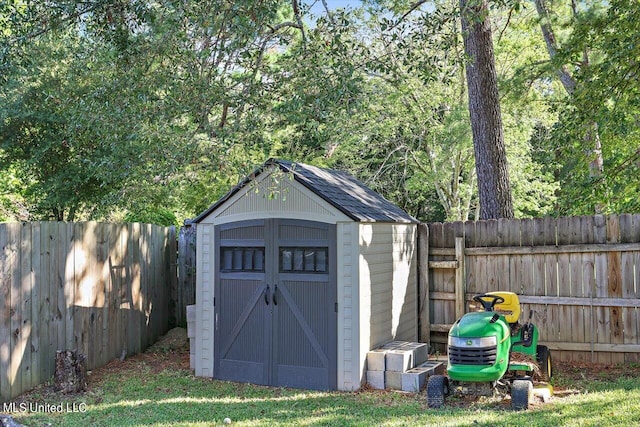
[123,207,177,227]
[528,0,640,215]
[0,164,28,221]
[0,0,301,223]
[1,0,638,224]
[267,0,559,221]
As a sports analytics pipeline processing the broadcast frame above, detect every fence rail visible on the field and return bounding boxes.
[421,214,640,364]
[0,222,177,401]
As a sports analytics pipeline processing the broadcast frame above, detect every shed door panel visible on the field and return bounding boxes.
[214,221,269,385]
[216,277,269,384]
[273,220,336,389]
[214,219,336,390]
[274,277,333,389]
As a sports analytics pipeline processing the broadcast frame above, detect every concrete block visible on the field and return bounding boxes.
[366,349,388,371]
[377,341,429,369]
[401,369,427,392]
[419,361,446,376]
[411,343,429,366]
[385,349,413,372]
[367,370,385,390]
[400,361,446,392]
[396,342,428,367]
[381,341,405,350]
[385,371,403,390]
[533,384,553,403]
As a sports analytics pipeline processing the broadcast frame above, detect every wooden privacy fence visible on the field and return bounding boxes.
[0,222,177,401]
[421,214,640,365]
[176,223,196,326]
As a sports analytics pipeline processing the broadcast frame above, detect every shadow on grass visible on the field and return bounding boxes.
[11,368,640,426]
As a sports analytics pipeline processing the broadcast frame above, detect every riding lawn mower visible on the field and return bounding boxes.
[427,291,553,410]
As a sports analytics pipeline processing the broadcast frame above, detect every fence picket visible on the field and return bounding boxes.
[19,223,31,396]
[0,222,175,401]
[425,214,640,364]
[8,223,22,399]
[30,222,41,391]
[463,221,477,296]
[0,224,10,401]
[40,222,53,383]
[620,215,640,362]
[579,216,596,362]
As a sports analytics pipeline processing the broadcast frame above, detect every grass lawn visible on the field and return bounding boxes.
[6,332,640,426]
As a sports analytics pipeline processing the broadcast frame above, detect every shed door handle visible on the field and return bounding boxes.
[264,284,270,305]
[273,284,278,306]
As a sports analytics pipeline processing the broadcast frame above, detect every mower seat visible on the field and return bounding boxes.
[487,291,521,324]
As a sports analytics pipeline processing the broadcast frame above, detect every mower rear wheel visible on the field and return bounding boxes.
[426,375,449,408]
[511,379,533,410]
[536,345,553,381]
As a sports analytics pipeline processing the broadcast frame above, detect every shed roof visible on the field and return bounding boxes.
[192,158,418,223]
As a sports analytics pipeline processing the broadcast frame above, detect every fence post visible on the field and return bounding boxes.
[418,224,430,343]
[168,225,178,330]
[455,237,466,320]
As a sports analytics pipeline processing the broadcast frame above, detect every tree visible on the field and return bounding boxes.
[0,1,305,223]
[269,3,477,221]
[492,3,561,218]
[522,0,640,215]
[459,0,513,219]
[268,1,558,221]
[534,0,604,213]
[4,0,620,225]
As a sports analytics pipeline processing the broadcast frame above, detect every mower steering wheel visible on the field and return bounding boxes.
[473,293,505,312]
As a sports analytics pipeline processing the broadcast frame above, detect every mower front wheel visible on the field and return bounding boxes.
[426,375,449,408]
[511,379,533,410]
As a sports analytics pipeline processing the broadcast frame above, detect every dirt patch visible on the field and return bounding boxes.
[88,328,190,385]
[7,328,191,409]
[554,360,640,384]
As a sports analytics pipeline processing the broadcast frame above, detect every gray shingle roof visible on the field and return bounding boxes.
[193,158,418,223]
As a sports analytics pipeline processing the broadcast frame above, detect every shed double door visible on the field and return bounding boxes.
[214,219,337,390]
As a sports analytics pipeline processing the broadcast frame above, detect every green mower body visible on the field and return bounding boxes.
[447,310,539,382]
[427,292,552,410]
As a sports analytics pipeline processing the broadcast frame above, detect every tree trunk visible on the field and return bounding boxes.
[460,0,514,219]
[54,350,88,393]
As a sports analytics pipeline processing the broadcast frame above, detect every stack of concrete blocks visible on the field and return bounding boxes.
[366,341,444,392]
[186,305,196,369]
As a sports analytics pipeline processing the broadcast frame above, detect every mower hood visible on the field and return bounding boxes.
[447,311,512,382]
[449,312,510,340]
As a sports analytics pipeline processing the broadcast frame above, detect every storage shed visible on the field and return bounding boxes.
[192,159,419,391]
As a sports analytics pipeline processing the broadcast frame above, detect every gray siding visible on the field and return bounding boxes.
[195,224,214,377]
[337,222,359,390]
[360,223,418,349]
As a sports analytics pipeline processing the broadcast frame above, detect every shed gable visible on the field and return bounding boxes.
[193,159,418,225]
[200,166,349,224]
